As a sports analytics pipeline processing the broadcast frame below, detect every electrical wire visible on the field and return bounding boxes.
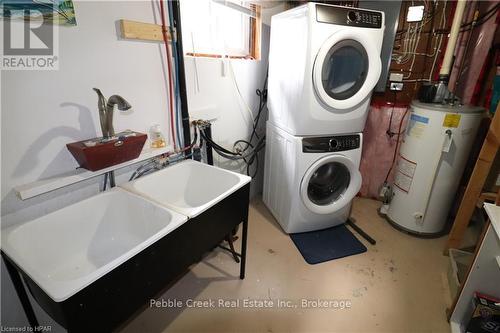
[227,59,255,125]
[395,0,447,83]
[199,126,265,178]
[385,92,398,137]
[235,78,268,149]
[460,3,499,31]
[384,107,409,183]
[397,3,499,36]
[403,19,423,78]
[195,70,268,178]
[429,0,446,82]
[217,15,255,125]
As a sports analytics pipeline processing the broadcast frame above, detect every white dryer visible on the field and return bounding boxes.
[263,122,362,234]
[268,3,385,136]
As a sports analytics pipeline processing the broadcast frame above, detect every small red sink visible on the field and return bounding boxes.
[66,131,147,171]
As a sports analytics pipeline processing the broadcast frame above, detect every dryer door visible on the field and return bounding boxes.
[313,30,381,110]
[300,155,361,215]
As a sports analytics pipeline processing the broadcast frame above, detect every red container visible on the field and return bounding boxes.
[66,132,147,171]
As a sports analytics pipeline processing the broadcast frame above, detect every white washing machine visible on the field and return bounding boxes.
[263,122,362,233]
[268,3,385,136]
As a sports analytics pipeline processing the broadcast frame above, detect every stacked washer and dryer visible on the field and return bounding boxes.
[263,3,385,233]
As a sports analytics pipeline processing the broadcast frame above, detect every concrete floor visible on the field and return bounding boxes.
[120,197,452,333]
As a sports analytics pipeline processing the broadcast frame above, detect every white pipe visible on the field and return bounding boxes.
[439,0,467,78]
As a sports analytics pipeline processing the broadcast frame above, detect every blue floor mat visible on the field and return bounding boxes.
[290,224,367,265]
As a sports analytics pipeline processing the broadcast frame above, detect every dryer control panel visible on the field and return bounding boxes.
[316,4,382,29]
[302,134,360,153]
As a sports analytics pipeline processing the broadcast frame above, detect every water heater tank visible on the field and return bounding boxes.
[386,100,484,235]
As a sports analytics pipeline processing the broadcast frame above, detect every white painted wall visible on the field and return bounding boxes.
[0,0,272,329]
[184,51,269,193]
[1,1,173,218]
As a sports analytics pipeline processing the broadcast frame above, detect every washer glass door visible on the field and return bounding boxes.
[300,155,361,215]
[308,161,351,205]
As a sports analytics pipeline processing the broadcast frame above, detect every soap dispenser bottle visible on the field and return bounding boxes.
[150,124,166,148]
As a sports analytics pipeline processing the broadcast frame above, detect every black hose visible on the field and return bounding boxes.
[195,70,268,177]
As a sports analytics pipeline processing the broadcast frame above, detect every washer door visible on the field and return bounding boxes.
[300,155,361,215]
[313,31,381,110]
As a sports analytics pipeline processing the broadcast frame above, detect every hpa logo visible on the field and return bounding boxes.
[1,1,59,70]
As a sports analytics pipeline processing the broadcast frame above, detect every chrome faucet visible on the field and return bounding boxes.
[93,88,132,139]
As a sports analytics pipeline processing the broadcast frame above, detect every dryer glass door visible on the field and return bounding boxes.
[321,40,368,101]
[300,155,361,215]
[313,32,382,110]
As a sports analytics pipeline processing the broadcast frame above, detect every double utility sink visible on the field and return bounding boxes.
[1,160,251,332]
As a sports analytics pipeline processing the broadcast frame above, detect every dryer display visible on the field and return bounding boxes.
[316,4,382,28]
[302,134,361,153]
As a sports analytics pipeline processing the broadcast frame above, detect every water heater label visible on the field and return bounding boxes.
[443,113,461,128]
[410,114,429,124]
[407,114,429,138]
[394,155,417,193]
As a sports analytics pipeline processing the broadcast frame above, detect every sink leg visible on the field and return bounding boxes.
[239,218,248,279]
[2,253,39,329]
[109,171,116,188]
[226,236,240,263]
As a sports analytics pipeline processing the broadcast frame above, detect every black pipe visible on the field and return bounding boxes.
[171,0,191,154]
[204,123,214,166]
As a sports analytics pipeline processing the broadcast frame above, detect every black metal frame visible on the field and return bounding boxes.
[2,184,250,333]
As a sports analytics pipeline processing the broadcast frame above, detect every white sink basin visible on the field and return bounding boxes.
[121,160,251,218]
[1,188,187,302]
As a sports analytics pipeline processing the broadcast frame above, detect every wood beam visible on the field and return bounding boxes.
[120,19,171,42]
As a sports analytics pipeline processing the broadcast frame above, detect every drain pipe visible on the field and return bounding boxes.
[170,0,192,154]
[439,0,467,82]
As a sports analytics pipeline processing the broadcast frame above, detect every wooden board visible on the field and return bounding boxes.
[120,19,170,42]
[250,4,262,61]
[445,104,500,253]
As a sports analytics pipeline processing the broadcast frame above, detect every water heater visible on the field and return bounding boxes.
[384,101,484,235]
